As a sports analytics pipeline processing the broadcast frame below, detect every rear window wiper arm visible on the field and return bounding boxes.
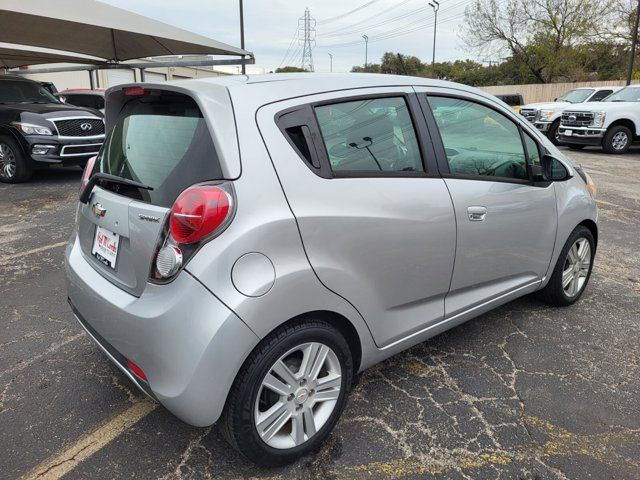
[80,172,153,204]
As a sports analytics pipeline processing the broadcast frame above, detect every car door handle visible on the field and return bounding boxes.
[467,206,487,221]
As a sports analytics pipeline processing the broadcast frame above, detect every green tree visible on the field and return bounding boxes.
[275,66,308,73]
[462,0,613,82]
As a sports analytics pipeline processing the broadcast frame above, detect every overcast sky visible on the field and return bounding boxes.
[102,0,476,74]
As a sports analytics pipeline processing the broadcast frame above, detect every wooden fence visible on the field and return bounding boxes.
[480,80,640,104]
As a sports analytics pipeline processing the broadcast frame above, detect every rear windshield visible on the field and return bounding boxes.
[61,93,105,110]
[94,94,222,207]
[495,94,522,106]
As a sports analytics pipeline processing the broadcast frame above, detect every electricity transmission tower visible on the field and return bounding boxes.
[299,8,316,71]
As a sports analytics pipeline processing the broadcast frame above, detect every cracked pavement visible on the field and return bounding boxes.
[1,147,639,479]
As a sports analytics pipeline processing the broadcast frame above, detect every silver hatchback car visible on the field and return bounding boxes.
[65,74,597,466]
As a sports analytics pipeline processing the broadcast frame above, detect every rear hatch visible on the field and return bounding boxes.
[76,87,226,296]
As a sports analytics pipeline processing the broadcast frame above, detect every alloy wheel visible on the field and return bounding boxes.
[254,342,342,449]
[562,238,591,297]
[612,131,629,151]
[0,142,16,179]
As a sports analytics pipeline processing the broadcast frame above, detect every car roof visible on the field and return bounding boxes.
[0,74,41,84]
[163,72,488,108]
[575,86,622,91]
[60,89,105,95]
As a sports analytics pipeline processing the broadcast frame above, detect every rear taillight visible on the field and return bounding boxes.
[169,185,232,244]
[153,183,234,281]
[79,155,97,195]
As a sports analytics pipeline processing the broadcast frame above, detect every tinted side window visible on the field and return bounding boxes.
[314,97,424,173]
[588,90,613,102]
[64,94,102,109]
[523,132,541,166]
[428,96,528,181]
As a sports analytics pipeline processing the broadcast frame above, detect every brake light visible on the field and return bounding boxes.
[79,155,97,195]
[122,86,149,96]
[169,185,232,244]
[127,360,147,381]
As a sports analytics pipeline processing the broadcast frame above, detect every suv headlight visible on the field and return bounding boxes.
[11,122,53,135]
[539,109,556,121]
[592,111,606,128]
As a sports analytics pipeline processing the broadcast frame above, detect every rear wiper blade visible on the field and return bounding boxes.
[80,172,153,204]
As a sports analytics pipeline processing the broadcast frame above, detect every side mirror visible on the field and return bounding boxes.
[535,154,569,182]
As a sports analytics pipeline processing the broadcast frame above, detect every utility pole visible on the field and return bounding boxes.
[362,34,369,68]
[627,0,640,85]
[299,8,316,71]
[239,0,246,74]
[428,1,439,78]
[328,52,333,72]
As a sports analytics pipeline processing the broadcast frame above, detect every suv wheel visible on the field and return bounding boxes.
[536,225,595,306]
[0,137,32,183]
[548,120,561,145]
[603,125,632,154]
[220,319,353,466]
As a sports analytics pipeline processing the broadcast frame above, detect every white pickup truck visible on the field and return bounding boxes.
[558,85,640,154]
[519,87,619,144]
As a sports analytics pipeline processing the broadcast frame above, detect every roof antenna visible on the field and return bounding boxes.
[397,53,408,76]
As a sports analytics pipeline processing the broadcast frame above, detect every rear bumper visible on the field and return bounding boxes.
[64,234,259,426]
[557,126,605,145]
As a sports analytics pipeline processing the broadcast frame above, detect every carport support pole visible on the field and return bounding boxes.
[626,0,640,85]
[139,68,146,82]
[240,0,246,74]
[88,70,94,90]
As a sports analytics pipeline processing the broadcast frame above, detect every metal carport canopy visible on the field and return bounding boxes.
[0,0,252,61]
[0,42,104,68]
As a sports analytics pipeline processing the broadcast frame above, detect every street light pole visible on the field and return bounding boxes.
[428,1,439,78]
[239,0,246,74]
[362,34,369,68]
[328,53,333,72]
[627,0,640,85]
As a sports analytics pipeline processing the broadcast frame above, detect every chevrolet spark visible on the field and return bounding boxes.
[65,74,598,466]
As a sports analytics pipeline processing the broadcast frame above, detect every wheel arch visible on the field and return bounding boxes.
[607,118,636,136]
[0,126,30,158]
[578,218,598,248]
[277,310,363,373]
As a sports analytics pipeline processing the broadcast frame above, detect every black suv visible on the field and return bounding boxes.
[0,75,105,183]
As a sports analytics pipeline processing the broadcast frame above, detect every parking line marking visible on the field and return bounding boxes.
[1,333,85,380]
[0,241,67,264]
[21,398,157,480]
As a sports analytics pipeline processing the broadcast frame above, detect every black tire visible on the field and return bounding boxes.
[0,136,32,183]
[220,318,353,467]
[568,144,585,150]
[536,225,595,307]
[602,125,632,154]
[547,120,561,145]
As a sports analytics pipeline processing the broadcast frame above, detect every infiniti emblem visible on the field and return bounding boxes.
[80,122,93,131]
[91,202,106,217]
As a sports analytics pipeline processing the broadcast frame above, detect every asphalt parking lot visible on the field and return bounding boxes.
[1,147,639,480]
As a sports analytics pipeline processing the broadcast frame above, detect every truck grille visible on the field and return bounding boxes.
[561,111,594,127]
[54,118,105,137]
[520,109,538,122]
